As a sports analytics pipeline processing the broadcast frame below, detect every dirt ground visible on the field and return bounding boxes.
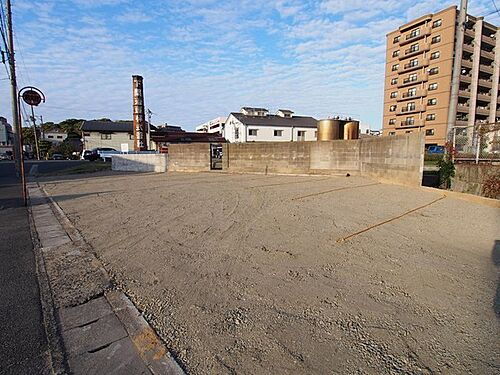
[41,171,500,374]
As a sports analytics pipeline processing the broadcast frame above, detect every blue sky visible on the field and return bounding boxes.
[1,0,499,130]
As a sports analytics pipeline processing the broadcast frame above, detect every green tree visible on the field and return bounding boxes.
[59,119,85,135]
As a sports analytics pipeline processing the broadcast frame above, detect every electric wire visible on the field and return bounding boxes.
[491,0,500,17]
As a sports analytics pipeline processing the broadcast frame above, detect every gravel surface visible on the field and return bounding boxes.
[42,171,500,374]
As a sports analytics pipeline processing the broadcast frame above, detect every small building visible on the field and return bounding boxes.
[81,120,135,151]
[42,128,67,143]
[151,125,226,151]
[0,117,13,154]
[224,107,318,143]
[195,116,227,134]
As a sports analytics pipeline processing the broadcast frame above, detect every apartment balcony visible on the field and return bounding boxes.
[397,88,427,102]
[476,106,491,115]
[399,42,430,60]
[397,73,428,88]
[477,91,492,101]
[478,78,493,88]
[396,103,426,115]
[399,118,425,128]
[481,34,496,46]
[461,59,473,68]
[480,49,495,60]
[455,120,469,127]
[401,58,429,73]
[457,103,469,112]
[480,64,494,74]
[399,26,431,46]
[459,89,471,97]
[460,74,472,83]
[464,28,475,38]
[463,43,474,53]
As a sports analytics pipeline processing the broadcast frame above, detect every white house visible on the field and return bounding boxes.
[42,128,67,143]
[195,116,227,134]
[223,108,318,143]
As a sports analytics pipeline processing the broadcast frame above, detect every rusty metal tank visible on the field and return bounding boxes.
[317,119,341,141]
[343,121,360,140]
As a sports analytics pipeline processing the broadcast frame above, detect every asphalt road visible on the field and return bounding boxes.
[0,162,50,374]
[24,159,88,176]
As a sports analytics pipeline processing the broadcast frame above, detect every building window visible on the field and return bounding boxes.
[406,43,419,54]
[248,129,258,136]
[48,135,54,139]
[274,130,283,137]
[389,105,397,112]
[427,98,437,105]
[391,78,398,85]
[101,133,112,140]
[391,64,399,71]
[129,134,134,140]
[428,67,439,75]
[405,116,415,125]
[297,130,306,140]
[404,73,417,83]
[390,91,398,98]
[426,129,435,136]
[426,113,436,121]
[406,102,416,111]
[428,83,438,90]
[57,135,63,139]
[389,131,396,135]
[407,28,420,39]
[431,35,441,44]
[388,119,396,125]
[407,58,418,68]
[432,19,442,28]
[392,50,400,57]
[430,51,440,60]
[235,127,239,139]
[393,35,400,44]
[407,87,417,97]
[405,130,413,133]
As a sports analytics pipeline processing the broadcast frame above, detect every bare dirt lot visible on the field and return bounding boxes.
[41,171,499,374]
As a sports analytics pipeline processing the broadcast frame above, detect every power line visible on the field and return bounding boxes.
[491,0,500,17]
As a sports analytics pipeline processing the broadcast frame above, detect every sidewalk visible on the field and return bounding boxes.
[0,163,51,374]
[27,182,184,374]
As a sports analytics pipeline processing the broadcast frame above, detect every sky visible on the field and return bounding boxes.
[1,0,499,131]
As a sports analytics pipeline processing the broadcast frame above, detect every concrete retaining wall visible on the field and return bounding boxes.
[451,164,500,198]
[167,133,425,186]
[168,143,211,172]
[112,154,168,173]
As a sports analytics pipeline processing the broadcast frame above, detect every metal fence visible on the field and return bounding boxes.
[452,122,500,162]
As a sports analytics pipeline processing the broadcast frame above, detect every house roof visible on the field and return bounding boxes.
[230,113,318,128]
[81,120,133,132]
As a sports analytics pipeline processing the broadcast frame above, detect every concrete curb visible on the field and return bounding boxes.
[28,182,185,374]
[420,186,500,208]
[26,190,69,375]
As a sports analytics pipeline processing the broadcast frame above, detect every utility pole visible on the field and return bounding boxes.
[30,108,40,160]
[6,0,22,172]
[446,0,468,142]
[6,0,26,204]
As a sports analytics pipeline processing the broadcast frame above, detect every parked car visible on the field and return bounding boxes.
[427,145,444,154]
[51,153,65,160]
[0,153,10,161]
[81,150,92,160]
[84,148,117,161]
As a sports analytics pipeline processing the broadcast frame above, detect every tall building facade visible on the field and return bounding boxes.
[382,6,499,147]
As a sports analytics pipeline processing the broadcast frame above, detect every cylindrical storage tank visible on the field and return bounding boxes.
[317,119,341,141]
[343,121,360,140]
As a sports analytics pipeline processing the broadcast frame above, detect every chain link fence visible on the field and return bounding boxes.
[451,122,500,162]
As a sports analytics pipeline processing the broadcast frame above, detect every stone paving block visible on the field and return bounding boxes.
[67,337,151,375]
[39,235,70,248]
[62,312,128,356]
[59,297,113,332]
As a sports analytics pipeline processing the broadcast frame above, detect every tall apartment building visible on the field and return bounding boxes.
[382,6,499,147]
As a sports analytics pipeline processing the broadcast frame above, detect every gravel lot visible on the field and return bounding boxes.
[42,171,500,374]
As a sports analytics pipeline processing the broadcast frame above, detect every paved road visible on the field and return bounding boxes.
[24,160,88,176]
[0,162,51,374]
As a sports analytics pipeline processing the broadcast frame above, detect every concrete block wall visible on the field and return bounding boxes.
[168,143,211,172]
[451,164,500,198]
[112,154,168,173]
[358,134,425,186]
[167,133,425,186]
[223,142,311,174]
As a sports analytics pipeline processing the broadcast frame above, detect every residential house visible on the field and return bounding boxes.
[223,107,318,143]
[195,116,227,133]
[81,120,135,151]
